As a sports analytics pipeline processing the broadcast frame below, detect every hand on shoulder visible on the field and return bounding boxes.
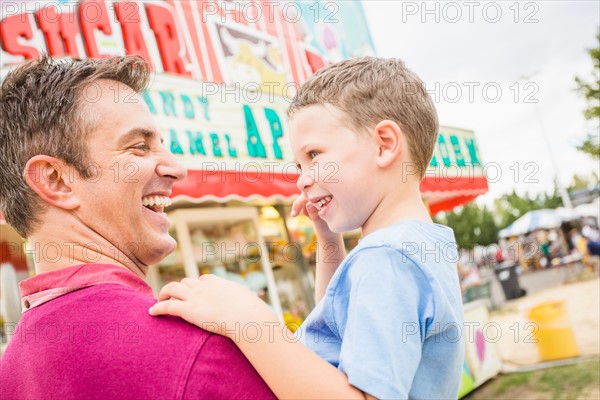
[149,275,276,337]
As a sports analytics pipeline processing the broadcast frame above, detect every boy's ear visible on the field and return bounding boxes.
[373,120,403,168]
[24,156,80,210]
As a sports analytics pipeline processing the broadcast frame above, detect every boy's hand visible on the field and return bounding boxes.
[290,192,340,242]
[148,275,274,337]
[291,192,347,303]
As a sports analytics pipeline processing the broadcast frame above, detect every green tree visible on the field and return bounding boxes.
[435,203,499,249]
[480,206,499,245]
[575,30,600,158]
[576,134,600,159]
[569,173,599,191]
[436,172,597,248]
[494,189,562,230]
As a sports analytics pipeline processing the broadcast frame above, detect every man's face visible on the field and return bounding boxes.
[73,79,186,271]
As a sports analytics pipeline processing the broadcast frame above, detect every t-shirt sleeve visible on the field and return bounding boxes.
[335,246,435,399]
[182,334,276,399]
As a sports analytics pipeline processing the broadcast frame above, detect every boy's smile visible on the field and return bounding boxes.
[309,195,333,216]
[289,105,382,233]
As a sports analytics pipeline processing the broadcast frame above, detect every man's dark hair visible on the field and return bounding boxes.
[0,55,151,237]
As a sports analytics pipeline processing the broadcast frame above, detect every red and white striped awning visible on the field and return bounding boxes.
[172,172,489,216]
[421,176,489,215]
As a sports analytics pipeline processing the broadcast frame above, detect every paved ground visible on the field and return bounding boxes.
[488,273,599,367]
[480,263,590,308]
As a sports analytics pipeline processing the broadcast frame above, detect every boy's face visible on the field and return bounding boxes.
[289,105,381,233]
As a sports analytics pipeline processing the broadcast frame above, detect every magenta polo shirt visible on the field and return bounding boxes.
[1,264,275,399]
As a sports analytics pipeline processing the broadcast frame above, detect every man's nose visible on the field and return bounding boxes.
[157,148,187,181]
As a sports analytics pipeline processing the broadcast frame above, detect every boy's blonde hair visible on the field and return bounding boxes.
[288,57,438,179]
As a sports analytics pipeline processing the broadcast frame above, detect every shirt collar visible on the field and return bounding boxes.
[19,264,154,312]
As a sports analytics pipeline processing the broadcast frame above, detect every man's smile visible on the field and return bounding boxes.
[142,194,171,213]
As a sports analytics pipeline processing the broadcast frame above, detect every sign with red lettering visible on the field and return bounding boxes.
[1,0,375,84]
[1,1,487,212]
[1,0,376,203]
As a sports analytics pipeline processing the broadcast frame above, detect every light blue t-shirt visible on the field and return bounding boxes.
[298,221,465,399]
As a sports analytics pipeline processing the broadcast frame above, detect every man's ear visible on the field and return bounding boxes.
[373,120,403,168]
[24,156,80,210]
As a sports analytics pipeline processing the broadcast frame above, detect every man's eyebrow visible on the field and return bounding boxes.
[118,128,161,145]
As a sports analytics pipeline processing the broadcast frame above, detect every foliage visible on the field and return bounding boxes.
[437,174,597,249]
[570,172,599,191]
[434,204,499,249]
[574,30,600,158]
[576,133,600,159]
[436,189,563,249]
[493,188,562,229]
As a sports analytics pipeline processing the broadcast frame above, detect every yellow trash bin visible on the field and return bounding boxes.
[527,300,579,361]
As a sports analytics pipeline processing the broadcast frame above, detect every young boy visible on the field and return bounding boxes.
[150,57,465,399]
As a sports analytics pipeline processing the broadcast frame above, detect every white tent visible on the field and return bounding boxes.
[573,198,600,219]
[498,208,577,238]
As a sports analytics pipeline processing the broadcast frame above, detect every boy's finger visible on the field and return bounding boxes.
[180,277,202,288]
[148,299,185,317]
[305,202,320,219]
[157,282,192,301]
[290,193,308,217]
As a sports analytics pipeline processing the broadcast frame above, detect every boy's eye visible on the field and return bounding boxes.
[308,151,319,159]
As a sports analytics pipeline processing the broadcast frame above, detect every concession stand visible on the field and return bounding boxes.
[2,1,492,391]
[0,213,28,275]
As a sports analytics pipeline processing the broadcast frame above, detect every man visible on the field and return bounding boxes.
[0,55,275,399]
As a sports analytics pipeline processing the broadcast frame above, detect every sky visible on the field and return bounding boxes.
[362,1,599,204]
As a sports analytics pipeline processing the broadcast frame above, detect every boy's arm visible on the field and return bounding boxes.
[149,277,372,399]
[291,194,346,303]
[314,230,346,304]
[232,310,368,399]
